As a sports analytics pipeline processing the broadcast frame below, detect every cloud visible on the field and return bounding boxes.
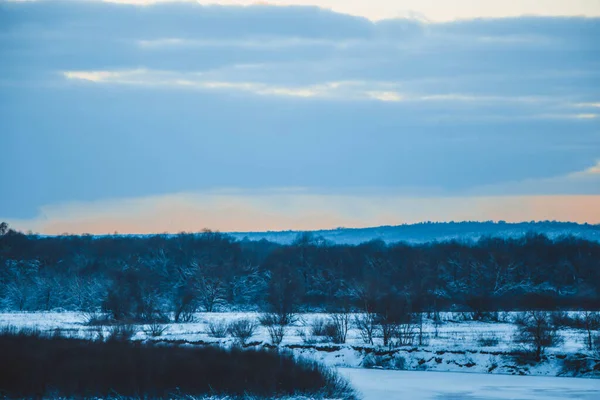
[2,1,600,224]
[581,160,600,175]
[62,69,351,98]
[467,161,600,195]
[575,102,600,109]
[366,91,404,102]
[136,37,348,49]
[61,68,591,110]
[17,0,600,22]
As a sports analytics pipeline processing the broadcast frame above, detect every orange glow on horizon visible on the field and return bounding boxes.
[5,193,599,235]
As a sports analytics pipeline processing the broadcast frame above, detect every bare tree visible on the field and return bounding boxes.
[172,281,198,323]
[395,318,417,346]
[196,276,226,312]
[581,311,600,351]
[2,260,38,311]
[513,311,562,360]
[325,312,351,344]
[68,276,106,312]
[35,274,63,311]
[230,264,267,306]
[415,312,425,346]
[354,312,377,345]
[374,293,413,348]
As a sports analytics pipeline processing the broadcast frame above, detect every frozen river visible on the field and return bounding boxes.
[339,368,600,400]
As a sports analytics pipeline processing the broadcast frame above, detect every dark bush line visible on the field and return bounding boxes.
[0,328,355,399]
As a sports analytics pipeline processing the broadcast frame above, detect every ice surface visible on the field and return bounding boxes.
[339,368,600,400]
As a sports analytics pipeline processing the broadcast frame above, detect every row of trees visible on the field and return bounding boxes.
[1,223,600,318]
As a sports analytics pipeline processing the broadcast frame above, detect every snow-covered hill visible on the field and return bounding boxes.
[228,221,600,245]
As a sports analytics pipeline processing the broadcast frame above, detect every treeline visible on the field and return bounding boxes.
[232,220,600,245]
[1,223,599,318]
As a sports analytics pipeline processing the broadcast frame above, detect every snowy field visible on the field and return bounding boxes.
[0,311,592,353]
[1,311,599,398]
[1,311,598,379]
[340,368,600,400]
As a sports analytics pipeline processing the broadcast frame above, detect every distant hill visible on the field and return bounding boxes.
[228,221,600,245]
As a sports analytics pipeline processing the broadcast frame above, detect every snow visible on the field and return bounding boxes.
[0,311,587,354]
[339,368,600,400]
[0,311,597,379]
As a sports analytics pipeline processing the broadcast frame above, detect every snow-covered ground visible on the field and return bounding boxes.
[339,368,600,400]
[0,311,591,352]
[1,311,598,379]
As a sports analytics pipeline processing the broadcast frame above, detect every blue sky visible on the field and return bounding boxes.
[1,1,599,233]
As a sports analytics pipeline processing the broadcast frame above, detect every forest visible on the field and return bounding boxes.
[1,222,599,322]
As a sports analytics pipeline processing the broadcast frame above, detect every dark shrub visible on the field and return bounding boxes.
[83,312,112,326]
[297,328,318,345]
[561,357,591,376]
[550,311,582,329]
[107,324,137,341]
[362,353,388,369]
[0,328,356,399]
[592,333,600,356]
[144,322,168,337]
[207,319,229,338]
[310,317,328,337]
[259,313,286,345]
[477,333,501,347]
[228,318,258,345]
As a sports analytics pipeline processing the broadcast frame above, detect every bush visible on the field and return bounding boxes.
[512,350,539,366]
[0,328,357,399]
[0,326,41,338]
[261,310,297,327]
[83,311,112,326]
[324,313,350,344]
[297,328,318,345]
[393,355,407,370]
[91,324,105,341]
[477,333,501,347]
[550,311,582,329]
[228,318,258,345]
[592,333,600,356]
[310,317,328,337]
[107,324,137,341]
[259,313,286,345]
[144,322,168,337]
[361,353,406,370]
[206,319,229,338]
[561,357,591,376]
[52,327,64,338]
[362,353,386,369]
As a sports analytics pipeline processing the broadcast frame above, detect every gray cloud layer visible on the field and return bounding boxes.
[1,2,599,219]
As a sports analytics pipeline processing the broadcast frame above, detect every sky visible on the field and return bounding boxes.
[1,0,600,234]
